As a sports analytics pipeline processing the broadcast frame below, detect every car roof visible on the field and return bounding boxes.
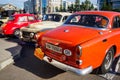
[74,11,120,18]
[13,13,34,17]
[47,12,72,16]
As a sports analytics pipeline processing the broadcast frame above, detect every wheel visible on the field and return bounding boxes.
[100,47,114,74]
[13,29,20,37]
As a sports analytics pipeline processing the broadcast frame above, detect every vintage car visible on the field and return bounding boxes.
[19,12,71,42]
[34,11,120,75]
[0,13,41,36]
[0,16,9,26]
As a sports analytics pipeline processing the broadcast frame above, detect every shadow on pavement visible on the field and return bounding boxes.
[13,44,65,79]
[5,45,22,59]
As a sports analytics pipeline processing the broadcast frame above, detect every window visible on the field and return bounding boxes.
[28,16,35,21]
[113,16,120,28]
[18,16,27,22]
[64,14,109,28]
[62,16,68,22]
[42,14,62,22]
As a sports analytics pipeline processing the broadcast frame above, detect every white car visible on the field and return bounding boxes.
[20,12,71,42]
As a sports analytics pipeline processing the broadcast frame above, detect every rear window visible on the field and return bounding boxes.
[42,14,62,22]
[64,14,109,28]
[8,16,15,21]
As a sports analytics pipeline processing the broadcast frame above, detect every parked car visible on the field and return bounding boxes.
[19,12,71,42]
[0,16,9,26]
[34,11,120,75]
[0,13,41,36]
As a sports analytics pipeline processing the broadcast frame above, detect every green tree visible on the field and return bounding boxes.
[90,4,94,10]
[55,7,59,12]
[75,0,80,11]
[68,4,74,12]
[80,0,94,11]
[59,5,63,12]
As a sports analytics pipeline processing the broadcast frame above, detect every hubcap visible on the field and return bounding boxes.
[104,51,113,70]
[14,30,20,36]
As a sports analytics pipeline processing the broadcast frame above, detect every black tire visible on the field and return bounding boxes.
[100,47,114,74]
[13,29,20,37]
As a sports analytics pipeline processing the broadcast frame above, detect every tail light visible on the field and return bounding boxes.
[76,45,82,59]
[76,45,82,65]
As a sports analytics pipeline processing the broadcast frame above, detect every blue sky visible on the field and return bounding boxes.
[0,0,97,9]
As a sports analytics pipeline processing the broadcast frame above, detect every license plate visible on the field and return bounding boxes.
[34,48,44,60]
[46,43,62,53]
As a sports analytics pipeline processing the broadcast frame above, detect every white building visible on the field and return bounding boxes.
[47,0,62,13]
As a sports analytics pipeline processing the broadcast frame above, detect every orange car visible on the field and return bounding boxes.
[34,11,120,75]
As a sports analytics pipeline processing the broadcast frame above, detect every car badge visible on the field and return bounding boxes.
[64,29,69,32]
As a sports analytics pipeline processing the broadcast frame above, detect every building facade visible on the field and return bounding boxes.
[111,0,120,10]
[0,3,19,16]
[24,0,47,14]
[47,0,62,13]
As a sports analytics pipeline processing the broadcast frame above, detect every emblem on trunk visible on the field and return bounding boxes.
[64,29,69,32]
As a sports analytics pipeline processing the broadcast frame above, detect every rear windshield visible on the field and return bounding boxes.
[64,14,109,28]
[42,14,62,22]
[8,16,15,21]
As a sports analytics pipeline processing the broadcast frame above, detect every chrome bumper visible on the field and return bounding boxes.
[43,56,93,75]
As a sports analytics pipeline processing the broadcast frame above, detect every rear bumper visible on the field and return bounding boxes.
[43,56,93,75]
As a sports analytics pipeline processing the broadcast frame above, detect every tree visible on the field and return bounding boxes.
[55,7,59,12]
[59,5,63,12]
[68,4,74,13]
[80,0,94,11]
[74,0,80,11]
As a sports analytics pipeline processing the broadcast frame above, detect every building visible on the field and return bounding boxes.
[98,0,120,11]
[24,0,64,14]
[24,0,47,14]
[0,3,19,17]
[24,0,33,13]
[47,0,62,13]
[111,0,120,10]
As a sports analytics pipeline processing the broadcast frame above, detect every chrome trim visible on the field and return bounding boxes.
[43,56,93,75]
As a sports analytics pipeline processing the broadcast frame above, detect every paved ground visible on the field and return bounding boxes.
[0,36,21,70]
[0,37,120,80]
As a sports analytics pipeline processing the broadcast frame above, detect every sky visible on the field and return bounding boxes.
[0,0,97,9]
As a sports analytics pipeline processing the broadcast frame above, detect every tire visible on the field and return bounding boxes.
[100,47,114,74]
[13,29,20,37]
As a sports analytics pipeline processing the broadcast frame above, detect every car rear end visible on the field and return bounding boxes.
[35,36,93,75]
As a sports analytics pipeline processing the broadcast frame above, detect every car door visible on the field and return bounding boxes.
[18,16,29,28]
[111,16,120,56]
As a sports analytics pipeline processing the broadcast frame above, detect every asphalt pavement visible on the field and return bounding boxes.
[0,36,22,70]
[0,37,120,80]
